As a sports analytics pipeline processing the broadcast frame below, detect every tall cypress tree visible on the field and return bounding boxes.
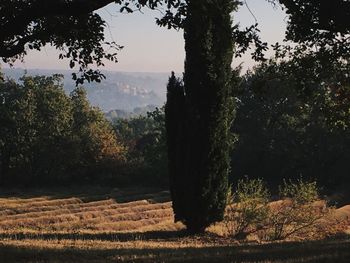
[165,0,238,233]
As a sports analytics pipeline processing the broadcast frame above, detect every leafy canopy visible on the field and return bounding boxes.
[0,0,274,84]
[2,0,349,83]
[0,0,183,83]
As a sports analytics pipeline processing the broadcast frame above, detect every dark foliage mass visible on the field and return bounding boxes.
[0,72,168,187]
[161,56,350,195]
[231,57,350,193]
[111,48,350,195]
[272,0,350,79]
[165,0,238,233]
[0,0,183,83]
[0,0,269,84]
[276,0,350,40]
[113,107,168,187]
[2,0,350,84]
[0,75,125,186]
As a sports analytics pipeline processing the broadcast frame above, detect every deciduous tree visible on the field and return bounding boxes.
[0,0,183,83]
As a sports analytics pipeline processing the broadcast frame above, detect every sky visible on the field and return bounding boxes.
[4,0,287,73]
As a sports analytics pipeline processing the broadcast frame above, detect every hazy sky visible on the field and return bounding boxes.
[5,0,287,73]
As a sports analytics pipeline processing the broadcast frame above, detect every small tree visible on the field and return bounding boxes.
[70,87,126,175]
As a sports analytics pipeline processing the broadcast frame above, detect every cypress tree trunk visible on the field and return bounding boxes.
[166,0,237,233]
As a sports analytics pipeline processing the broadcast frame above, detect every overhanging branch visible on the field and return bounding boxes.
[1,0,116,44]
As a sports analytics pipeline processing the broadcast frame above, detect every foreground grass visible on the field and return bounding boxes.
[1,236,350,262]
[0,186,349,262]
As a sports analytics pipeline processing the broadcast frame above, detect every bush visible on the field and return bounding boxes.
[279,179,319,204]
[262,179,333,241]
[223,178,337,241]
[224,177,270,239]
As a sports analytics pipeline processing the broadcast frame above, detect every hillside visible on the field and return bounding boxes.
[2,68,168,112]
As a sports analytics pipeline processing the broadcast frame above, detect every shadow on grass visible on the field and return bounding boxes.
[0,236,349,262]
[0,230,188,242]
[0,186,171,203]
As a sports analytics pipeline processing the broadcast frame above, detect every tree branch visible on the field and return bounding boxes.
[1,0,117,44]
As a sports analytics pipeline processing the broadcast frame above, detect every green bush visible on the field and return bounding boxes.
[263,179,330,241]
[224,178,334,241]
[224,177,270,239]
[279,179,319,204]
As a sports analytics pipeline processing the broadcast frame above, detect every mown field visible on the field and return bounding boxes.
[0,187,349,262]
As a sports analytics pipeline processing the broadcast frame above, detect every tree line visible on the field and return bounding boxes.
[0,71,169,187]
[0,74,125,185]
[114,48,350,194]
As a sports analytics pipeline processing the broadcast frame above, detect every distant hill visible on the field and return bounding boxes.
[2,68,169,112]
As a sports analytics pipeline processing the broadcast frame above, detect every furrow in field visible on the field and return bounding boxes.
[82,208,174,224]
[0,192,170,212]
[0,197,83,210]
[0,203,173,230]
[0,201,171,224]
[0,199,156,217]
[45,208,174,231]
[0,215,176,236]
[0,199,118,218]
[75,190,170,204]
[0,197,49,205]
[0,202,172,225]
[112,192,171,203]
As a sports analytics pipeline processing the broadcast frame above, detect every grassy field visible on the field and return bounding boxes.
[0,187,349,262]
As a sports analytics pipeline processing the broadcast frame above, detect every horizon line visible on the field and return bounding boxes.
[1,66,178,75]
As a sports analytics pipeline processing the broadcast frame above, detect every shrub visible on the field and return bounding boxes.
[223,178,338,241]
[279,179,319,204]
[261,179,333,241]
[224,177,270,239]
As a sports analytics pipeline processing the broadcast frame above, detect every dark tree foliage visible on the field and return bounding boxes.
[275,0,350,41]
[232,57,350,193]
[165,72,186,219]
[2,1,348,83]
[113,107,169,186]
[0,0,183,83]
[1,0,270,84]
[165,0,238,233]
[271,0,350,75]
[0,75,125,185]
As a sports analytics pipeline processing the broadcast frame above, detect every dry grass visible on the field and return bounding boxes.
[0,186,349,262]
[0,187,179,234]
